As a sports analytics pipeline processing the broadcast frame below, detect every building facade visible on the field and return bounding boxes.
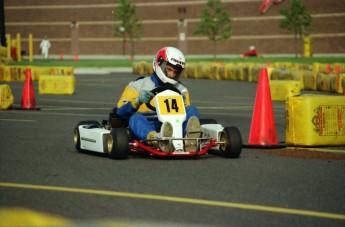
[4,0,345,57]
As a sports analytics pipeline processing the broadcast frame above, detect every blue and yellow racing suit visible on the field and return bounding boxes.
[116,74,199,141]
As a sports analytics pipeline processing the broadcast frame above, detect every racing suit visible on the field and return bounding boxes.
[116,74,199,141]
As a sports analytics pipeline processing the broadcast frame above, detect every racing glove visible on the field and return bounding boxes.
[136,90,154,105]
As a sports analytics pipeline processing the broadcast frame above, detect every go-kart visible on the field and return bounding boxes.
[74,86,242,159]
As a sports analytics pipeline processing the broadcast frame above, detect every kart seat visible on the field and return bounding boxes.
[109,107,129,128]
[86,124,101,129]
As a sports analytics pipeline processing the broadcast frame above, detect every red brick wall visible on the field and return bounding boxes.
[4,0,345,56]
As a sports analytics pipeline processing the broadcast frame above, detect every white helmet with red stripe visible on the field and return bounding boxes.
[152,47,185,85]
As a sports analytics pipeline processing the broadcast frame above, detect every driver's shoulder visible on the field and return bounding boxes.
[129,76,155,91]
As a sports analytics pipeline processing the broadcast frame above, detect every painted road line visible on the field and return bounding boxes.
[198,106,253,110]
[1,182,344,220]
[1,110,105,118]
[39,98,114,105]
[286,147,345,154]
[42,107,111,111]
[0,119,35,122]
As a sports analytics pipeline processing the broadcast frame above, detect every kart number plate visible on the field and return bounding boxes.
[157,95,185,115]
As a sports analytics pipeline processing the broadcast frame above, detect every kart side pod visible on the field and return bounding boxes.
[201,123,224,149]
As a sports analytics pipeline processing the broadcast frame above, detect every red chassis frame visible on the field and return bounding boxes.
[130,138,219,157]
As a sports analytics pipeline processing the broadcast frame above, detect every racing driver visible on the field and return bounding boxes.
[116,47,201,152]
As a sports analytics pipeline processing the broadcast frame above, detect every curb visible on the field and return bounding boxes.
[74,67,132,75]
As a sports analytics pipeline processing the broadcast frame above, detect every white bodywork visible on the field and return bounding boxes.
[79,126,110,153]
[201,124,224,149]
[154,90,186,150]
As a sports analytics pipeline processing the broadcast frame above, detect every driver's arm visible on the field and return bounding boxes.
[116,85,140,118]
[183,91,191,106]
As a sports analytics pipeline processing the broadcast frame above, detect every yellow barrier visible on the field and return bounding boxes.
[334,73,345,94]
[133,61,150,75]
[251,66,260,82]
[290,70,304,89]
[244,63,257,82]
[297,63,311,71]
[0,66,14,82]
[184,63,192,78]
[0,66,74,82]
[0,46,7,57]
[235,66,245,81]
[9,66,27,81]
[334,63,345,73]
[270,68,283,80]
[303,70,317,91]
[210,64,221,80]
[316,72,335,92]
[0,84,14,109]
[131,61,343,94]
[286,95,345,146]
[49,67,74,76]
[39,75,76,95]
[217,64,227,80]
[199,63,211,79]
[270,80,301,101]
[225,63,236,80]
[272,62,294,69]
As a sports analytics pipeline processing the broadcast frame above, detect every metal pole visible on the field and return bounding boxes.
[0,0,6,47]
[29,33,33,62]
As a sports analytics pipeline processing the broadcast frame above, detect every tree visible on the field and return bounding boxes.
[113,0,141,59]
[193,0,232,60]
[279,0,312,58]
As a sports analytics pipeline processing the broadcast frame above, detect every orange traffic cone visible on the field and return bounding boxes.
[247,68,278,146]
[20,68,37,110]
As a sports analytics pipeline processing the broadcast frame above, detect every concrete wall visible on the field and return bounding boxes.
[4,0,345,57]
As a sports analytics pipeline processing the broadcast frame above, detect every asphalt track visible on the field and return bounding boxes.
[1,72,345,226]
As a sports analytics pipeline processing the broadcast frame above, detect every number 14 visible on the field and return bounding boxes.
[164,98,179,113]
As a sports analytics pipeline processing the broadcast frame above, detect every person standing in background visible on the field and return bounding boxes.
[242,45,260,58]
[40,36,51,60]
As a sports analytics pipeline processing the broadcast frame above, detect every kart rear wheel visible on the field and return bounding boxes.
[107,128,130,160]
[219,127,242,158]
[74,120,100,152]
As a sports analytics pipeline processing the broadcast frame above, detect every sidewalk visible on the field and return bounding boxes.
[74,67,132,74]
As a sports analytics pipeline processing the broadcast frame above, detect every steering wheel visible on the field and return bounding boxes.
[145,85,181,111]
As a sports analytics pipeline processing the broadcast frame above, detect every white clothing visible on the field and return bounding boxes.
[40,39,51,59]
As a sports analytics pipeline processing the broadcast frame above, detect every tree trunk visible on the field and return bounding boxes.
[213,40,217,61]
[130,35,135,60]
[122,33,126,56]
[294,32,298,58]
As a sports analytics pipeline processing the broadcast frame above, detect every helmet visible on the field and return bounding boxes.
[152,47,185,85]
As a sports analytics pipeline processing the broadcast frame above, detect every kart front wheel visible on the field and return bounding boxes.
[74,120,100,152]
[219,127,242,158]
[107,128,130,160]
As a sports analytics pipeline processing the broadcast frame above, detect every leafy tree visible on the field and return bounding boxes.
[279,0,312,58]
[113,0,141,59]
[193,0,232,60]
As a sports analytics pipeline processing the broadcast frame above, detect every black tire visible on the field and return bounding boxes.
[200,118,218,125]
[106,128,130,160]
[74,120,100,152]
[219,127,242,158]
